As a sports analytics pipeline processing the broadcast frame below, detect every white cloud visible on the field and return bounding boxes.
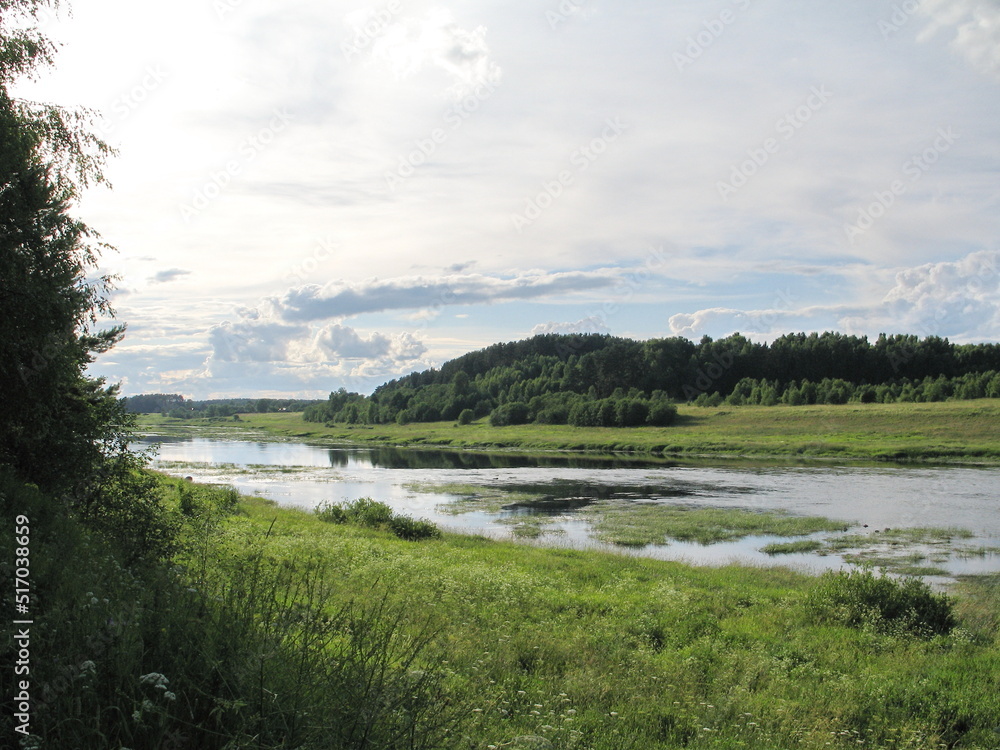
[670,250,1000,342]
[314,323,426,362]
[366,7,502,98]
[919,0,1000,80]
[530,317,612,336]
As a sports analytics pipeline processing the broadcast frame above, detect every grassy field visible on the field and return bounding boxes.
[14,463,1000,749]
[145,399,1000,463]
[149,481,1000,747]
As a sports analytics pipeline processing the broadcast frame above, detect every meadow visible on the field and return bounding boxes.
[11,467,999,749]
[175,399,1000,463]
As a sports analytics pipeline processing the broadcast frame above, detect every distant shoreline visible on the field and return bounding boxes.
[137,399,1000,465]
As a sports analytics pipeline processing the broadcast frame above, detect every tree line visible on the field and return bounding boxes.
[304,332,1000,427]
[125,393,323,418]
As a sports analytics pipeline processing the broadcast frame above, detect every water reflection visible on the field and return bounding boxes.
[138,436,1000,579]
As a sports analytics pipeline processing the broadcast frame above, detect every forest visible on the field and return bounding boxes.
[124,393,323,418]
[303,331,1000,427]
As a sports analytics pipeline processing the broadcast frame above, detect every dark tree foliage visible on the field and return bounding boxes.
[0,0,181,562]
[0,41,125,493]
[311,331,1000,428]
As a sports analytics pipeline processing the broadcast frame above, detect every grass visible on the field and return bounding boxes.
[761,539,826,555]
[10,469,1000,749]
[153,399,1000,463]
[582,502,848,547]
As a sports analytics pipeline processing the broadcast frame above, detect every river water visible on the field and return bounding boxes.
[138,435,1000,580]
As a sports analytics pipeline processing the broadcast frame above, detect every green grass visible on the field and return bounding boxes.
[164,399,1000,463]
[226,490,1000,748]
[12,468,1000,749]
[761,539,826,555]
[582,503,848,547]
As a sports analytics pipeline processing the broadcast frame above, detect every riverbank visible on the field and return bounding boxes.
[160,478,1000,748]
[141,400,1000,463]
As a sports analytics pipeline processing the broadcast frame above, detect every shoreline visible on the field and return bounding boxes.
[137,399,1000,466]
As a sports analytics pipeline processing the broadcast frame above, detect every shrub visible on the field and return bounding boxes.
[489,401,531,426]
[343,497,395,528]
[388,515,442,541]
[457,408,474,425]
[647,400,678,426]
[808,569,956,637]
[315,500,349,524]
[315,498,441,541]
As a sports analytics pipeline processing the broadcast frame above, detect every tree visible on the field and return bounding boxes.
[0,0,130,497]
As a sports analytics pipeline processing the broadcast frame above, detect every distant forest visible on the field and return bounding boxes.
[126,394,323,418]
[303,332,1000,429]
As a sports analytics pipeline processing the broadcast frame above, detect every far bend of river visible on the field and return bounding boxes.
[138,436,1000,580]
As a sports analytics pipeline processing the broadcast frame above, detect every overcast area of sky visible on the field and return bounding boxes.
[12,0,1000,398]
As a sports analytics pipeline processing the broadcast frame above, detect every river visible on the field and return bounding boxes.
[138,434,1000,581]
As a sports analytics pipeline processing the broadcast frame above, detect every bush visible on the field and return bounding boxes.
[489,401,531,427]
[808,569,956,637]
[647,400,678,426]
[388,515,442,541]
[315,500,349,524]
[457,408,475,425]
[343,497,395,528]
[315,497,441,541]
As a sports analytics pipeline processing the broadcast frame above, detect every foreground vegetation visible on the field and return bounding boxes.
[207,399,1000,463]
[7,471,1000,749]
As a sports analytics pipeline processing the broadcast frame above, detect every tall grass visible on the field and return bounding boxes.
[0,473,459,749]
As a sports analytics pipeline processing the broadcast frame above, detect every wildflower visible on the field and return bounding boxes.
[139,672,169,689]
[163,691,176,702]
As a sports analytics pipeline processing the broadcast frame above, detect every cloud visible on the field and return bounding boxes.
[275,269,623,322]
[366,8,502,98]
[208,317,309,364]
[315,324,426,362]
[919,0,1000,80]
[530,317,612,336]
[862,249,1000,337]
[669,250,1000,342]
[148,268,192,284]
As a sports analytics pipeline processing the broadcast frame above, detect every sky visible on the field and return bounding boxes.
[11,0,1000,398]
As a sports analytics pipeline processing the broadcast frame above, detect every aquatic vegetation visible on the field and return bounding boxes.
[583,502,847,547]
[761,539,825,555]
